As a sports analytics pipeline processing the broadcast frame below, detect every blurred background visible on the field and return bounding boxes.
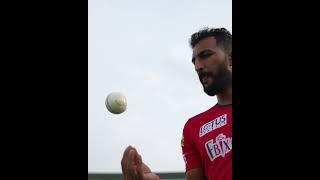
[89,0,232,179]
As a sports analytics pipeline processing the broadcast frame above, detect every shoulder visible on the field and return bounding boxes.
[183,104,217,130]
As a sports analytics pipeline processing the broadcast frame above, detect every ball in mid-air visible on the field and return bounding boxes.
[105,92,127,114]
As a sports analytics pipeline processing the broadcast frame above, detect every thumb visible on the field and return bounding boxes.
[132,148,142,166]
[137,154,142,166]
[136,154,144,177]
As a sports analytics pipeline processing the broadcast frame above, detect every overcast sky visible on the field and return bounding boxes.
[88,0,232,173]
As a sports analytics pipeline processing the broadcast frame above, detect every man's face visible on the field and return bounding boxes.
[192,37,232,96]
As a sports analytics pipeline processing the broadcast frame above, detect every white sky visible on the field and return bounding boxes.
[88,0,232,173]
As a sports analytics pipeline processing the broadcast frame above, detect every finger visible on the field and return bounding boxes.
[125,150,134,179]
[121,146,133,174]
[133,151,143,179]
[127,149,137,176]
[129,149,137,165]
[133,149,151,174]
[121,146,132,165]
[136,154,142,166]
[131,147,140,164]
[141,162,151,174]
[136,154,144,178]
[121,146,130,173]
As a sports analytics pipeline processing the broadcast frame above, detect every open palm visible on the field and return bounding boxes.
[121,146,160,180]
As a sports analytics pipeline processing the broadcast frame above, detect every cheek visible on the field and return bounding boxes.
[207,63,219,75]
[208,56,223,67]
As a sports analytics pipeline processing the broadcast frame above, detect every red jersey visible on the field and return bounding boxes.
[181,104,232,180]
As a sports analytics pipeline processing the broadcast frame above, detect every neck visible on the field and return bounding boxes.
[217,87,232,106]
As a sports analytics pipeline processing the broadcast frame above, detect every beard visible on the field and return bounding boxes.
[198,63,231,96]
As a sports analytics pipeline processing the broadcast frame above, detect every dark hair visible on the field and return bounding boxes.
[189,27,232,51]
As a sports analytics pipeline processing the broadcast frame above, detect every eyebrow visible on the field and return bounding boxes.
[192,49,213,63]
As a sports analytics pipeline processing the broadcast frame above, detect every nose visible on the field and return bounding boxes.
[194,59,204,73]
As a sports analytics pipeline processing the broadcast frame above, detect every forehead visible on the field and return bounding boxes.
[192,36,218,57]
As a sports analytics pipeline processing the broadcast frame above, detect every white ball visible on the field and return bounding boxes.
[105,92,127,114]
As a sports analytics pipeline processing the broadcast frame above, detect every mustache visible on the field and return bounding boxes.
[198,71,213,80]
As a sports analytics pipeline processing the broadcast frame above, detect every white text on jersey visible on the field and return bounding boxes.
[199,114,227,137]
[205,133,232,161]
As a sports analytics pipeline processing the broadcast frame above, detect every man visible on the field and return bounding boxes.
[121,27,232,180]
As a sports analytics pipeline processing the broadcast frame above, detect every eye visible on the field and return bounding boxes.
[191,58,195,64]
[199,53,212,59]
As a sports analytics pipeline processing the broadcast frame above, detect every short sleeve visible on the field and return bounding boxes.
[181,121,202,172]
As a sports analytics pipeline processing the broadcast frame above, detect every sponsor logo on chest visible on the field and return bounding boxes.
[199,114,227,137]
[205,133,232,161]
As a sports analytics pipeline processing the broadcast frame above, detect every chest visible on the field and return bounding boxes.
[195,112,232,160]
